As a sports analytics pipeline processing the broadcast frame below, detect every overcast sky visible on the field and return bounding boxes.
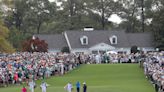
[49,0,55,2]
[48,0,122,24]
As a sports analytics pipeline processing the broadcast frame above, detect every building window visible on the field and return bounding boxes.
[83,38,87,44]
[80,36,88,45]
[112,37,116,44]
[110,35,117,44]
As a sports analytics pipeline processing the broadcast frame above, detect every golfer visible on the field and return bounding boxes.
[40,81,48,92]
[64,82,73,92]
[28,80,36,92]
[76,81,80,92]
[83,82,87,92]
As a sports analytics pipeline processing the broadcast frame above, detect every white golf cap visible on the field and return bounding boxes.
[83,82,86,84]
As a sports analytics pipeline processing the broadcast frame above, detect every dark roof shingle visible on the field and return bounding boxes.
[127,33,154,47]
[66,30,154,48]
[35,34,68,50]
[66,30,130,48]
[35,30,154,50]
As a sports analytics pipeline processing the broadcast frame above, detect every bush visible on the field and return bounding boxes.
[131,46,138,54]
[61,47,70,53]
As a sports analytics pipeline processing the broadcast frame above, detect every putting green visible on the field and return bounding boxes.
[0,64,155,92]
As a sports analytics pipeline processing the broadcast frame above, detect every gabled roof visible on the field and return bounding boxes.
[35,34,67,50]
[35,30,154,50]
[65,30,130,48]
[65,30,154,48]
[127,32,154,47]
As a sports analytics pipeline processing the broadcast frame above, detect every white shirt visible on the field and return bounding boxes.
[29,81,35,89]
[40,82,47,91]
[66,83,72,92]
[61,64,64,75]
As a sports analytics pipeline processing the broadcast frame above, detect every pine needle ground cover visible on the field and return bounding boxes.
[0,64,155,92]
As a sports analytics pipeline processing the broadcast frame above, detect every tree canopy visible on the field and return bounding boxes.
[0,19,15,53]
[0,0,164,51]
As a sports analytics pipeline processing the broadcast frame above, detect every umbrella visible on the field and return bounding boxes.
[106,51,118,54]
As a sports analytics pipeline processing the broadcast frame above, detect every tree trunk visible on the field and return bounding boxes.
[37,22,41,34]
[131,6,136,32]
[101,0,105,30]
[141,0,145,32]
[68,0,74,30]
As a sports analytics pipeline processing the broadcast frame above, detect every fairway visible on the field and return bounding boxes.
[0,64,155,92]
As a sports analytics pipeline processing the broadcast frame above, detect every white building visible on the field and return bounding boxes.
[36,30,155,54]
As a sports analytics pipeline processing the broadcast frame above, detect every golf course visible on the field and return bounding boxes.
[0,64,155,92]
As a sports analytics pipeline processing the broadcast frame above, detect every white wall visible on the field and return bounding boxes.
[69,47,155,54]
[113,47,155,54]
[71,48,90,54]
[89,43,115,51]
[141,47,155,52]
[48,49,61,53]
[113,48,131,54]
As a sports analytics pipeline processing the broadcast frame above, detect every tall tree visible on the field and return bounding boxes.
[117,0,141,32]
[4,0,57,34]
[85,0,118,30]
[0,16,15,53]
[59,0,85,30]
[141,0,145,32]
[57,0,117,30]
[25,0,56,34]
[1,0,13,6]
[147,0,164,50]
[8,27,31,51]
[4,0,29,32]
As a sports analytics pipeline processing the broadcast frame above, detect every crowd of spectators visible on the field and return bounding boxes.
[0,52,142,87]
[0,51,163,92]
[143,52,164,92]
[0,52,81,87]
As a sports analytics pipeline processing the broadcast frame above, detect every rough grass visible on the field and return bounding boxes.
[0,64,155,92]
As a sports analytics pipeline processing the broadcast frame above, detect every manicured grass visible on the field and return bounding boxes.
[0,64,155,92]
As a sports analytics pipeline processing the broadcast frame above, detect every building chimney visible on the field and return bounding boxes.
[84,27,94,31]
